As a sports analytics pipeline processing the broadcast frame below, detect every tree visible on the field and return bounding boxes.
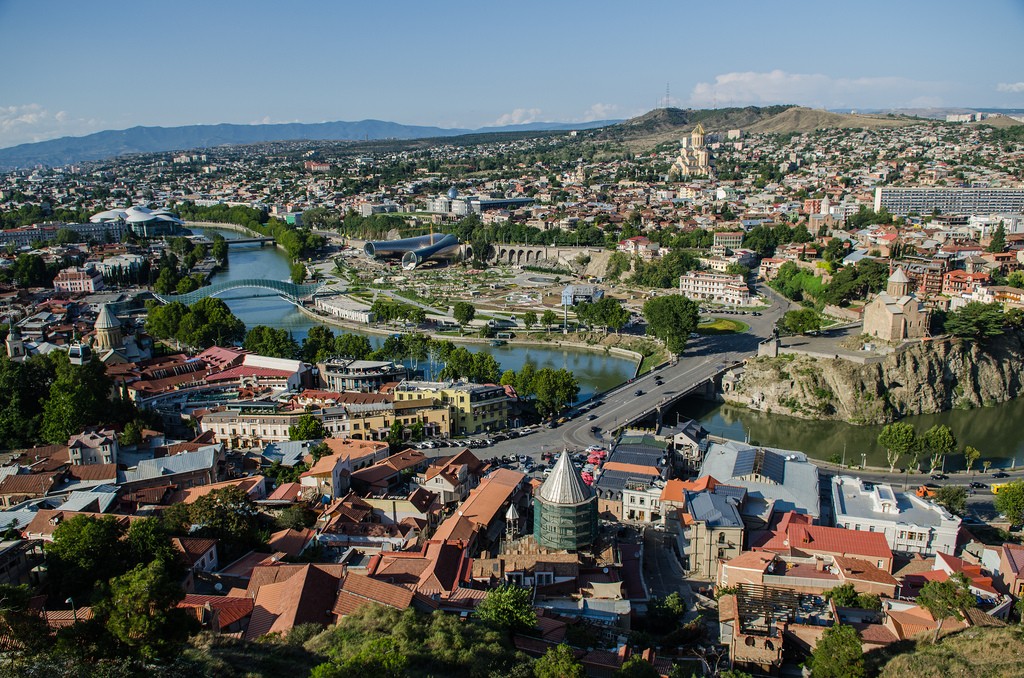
[45,515,128,602]
[290,261,307,284]
[531,368,580,418]
[541,309,558,333]
[0,584,52,652]
[95,559,190,659]
[534,643,585,678]
[334,333,373,360]
[167,486,263,558]
[289,413,326,441]
[933,485,967,516]
[616,655,660,678]
[311,636,409,678]
[475,584,537,633]
[523,311,538,331]
[983,460,993,474]
[244,325,299,359]
[995,480,1024,526]
[40,352,118,445]
[917,574,976,642]
[823,583,858,607]
[278,504,316,530]
[642,295,699,354]
[987,222,1006,253]
[878,422,917,473]
[175,297,246,348]
[302,325,336,363]
[964,446,982,473]
[119,420,143,447]
[943,302,1004,341]
[452,302,476,334]
[807,624,864,678]
[781,308,822,335]
[921,424,957,474]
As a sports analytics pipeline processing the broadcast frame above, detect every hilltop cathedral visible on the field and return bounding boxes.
[671,123,712,178]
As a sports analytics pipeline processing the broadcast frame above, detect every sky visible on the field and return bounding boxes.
[1,0,1023,148]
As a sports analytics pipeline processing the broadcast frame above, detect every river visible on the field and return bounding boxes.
[673,396,1024,471]
[192,227,636,402]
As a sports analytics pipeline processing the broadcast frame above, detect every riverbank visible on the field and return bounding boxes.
[185,221,292,256]
[294,302,647,372]
[725,332,1024,425]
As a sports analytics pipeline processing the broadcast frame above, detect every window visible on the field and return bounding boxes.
[718,532,726,544]
[718,548,726,559]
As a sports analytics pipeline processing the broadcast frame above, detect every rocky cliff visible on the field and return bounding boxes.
[725,333,1024,424]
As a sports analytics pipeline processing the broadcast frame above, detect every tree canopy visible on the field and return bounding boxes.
[917,574,976,642]
[475,584,537,634]
[878,422,917,473]
[808,624,864,678]
[642,295,699,354]
[942,302,1005,342]
[995,480,1024,526]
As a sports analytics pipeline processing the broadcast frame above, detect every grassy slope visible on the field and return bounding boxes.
[869,626,1024,678]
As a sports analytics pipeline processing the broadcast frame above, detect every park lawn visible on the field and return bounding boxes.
[698,318,749,335]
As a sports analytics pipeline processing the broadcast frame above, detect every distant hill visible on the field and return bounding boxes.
[0,118,619,170]
[599,105,924,150]
[746,106,920,134]
[597,106,794,148]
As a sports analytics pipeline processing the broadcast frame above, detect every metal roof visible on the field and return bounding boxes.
[537,452,592,505]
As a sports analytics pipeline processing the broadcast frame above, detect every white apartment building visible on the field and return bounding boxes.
[679,271,752,306]
[875,187,1024,216]
[831,476,960,556]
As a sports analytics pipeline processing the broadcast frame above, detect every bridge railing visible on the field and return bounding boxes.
[153,278,324,305]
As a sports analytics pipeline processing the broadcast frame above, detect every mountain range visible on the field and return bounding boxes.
[0,118,620,170]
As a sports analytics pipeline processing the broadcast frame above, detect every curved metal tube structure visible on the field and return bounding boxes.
[363,233,461,270]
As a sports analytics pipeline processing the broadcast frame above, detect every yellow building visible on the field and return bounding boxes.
[671,123,712,178]
[393,380,509,435]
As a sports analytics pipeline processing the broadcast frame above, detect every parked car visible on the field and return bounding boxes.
[993,471,1010,478]
[931,473,948,480]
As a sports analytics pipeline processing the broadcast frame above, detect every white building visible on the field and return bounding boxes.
[874,187,1024,216]
[315,295,375,323]
[831,476,961,556]
[678,271,751,306]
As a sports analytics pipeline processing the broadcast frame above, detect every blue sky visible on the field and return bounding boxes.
[1,0,1022,148]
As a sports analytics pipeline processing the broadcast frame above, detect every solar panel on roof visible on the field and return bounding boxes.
[761,449,786,484]
[733,448,756,477]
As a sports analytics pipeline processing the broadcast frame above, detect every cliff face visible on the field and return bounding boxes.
[725,333,1024,424]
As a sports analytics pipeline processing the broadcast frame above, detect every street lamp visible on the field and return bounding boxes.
[65,597,77,622]
[861,453,867,470]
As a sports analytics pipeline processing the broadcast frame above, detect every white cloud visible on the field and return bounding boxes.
[997,82,1024,93]
[578,103,620,122]
[688,70,947,109]
[493,108,542,126]
[0,104,100,147]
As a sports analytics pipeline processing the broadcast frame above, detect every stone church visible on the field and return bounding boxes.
[671,123,712,178]
[863,266,928,342]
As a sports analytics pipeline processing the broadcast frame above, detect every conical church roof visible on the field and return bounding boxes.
[538,452,592,505]
[94,304,120,330]
[888,266,910,284]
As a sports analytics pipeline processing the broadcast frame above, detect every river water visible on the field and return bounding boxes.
[193,227,635,402]
[674,395,1024,471]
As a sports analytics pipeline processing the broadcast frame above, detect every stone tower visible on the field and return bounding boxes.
[5,319,25,360]
[93,304,122,353]
[887,266,912,298]
[533,452,598,551]
[690,122,706,148]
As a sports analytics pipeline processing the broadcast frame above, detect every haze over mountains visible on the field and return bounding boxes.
[2,104,1018,171]
[0,118,620,170]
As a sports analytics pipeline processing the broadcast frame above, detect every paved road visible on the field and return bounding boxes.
[481,284,791,462]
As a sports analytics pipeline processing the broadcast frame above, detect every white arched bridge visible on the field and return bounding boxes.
[153,278,325,305]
